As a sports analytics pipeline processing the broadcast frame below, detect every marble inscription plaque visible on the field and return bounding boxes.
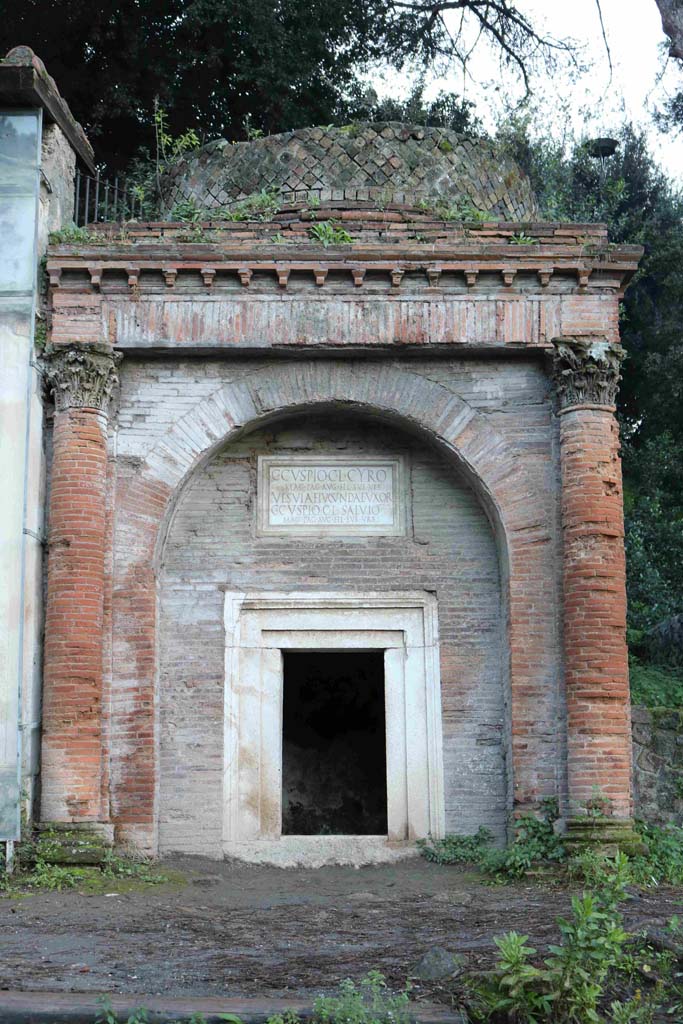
[257,456,404,535]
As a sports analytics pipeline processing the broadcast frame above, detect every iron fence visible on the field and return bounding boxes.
[74,168,147,225]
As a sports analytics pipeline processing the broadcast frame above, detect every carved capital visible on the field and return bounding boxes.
[42,344,122,414]
[552,335,625,411]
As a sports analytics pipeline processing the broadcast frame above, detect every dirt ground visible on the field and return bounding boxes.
[0,856,681,1002]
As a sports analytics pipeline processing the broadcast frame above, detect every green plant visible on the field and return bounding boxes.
[629,658,683,707]
[585,786,613,819]
[215,188,281,222]
[101,849,167,884]
[23,858,81,891]
[608,993,658,1023]
[419,801,565,880]
[375,188,393,212]
[34,318,47,350]
[314,970,412,1024]
[242,114,264,141]
[479,858,632,1022]
[418,195,489,223]
[629,821,683,886]
[483,931,551,1021]
[482,801,565,880]
[49,224,100,244]
[308,220,353,246]
[94,997,149,1024]
[264,1013,298,1024]
[168,198,203,223]
[153,99,199,202]
[509,231,538,244]
[418,826,493,865]
[95,995,118,1024]
[339,122,363,138]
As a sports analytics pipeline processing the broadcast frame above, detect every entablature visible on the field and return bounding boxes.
[45,221,641,355]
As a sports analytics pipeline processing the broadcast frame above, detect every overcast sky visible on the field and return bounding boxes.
[374,0,683,182]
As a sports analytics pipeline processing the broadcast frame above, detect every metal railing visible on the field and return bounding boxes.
[74,168,146,225]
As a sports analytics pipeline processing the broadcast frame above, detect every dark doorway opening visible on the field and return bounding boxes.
[281,650,387,835]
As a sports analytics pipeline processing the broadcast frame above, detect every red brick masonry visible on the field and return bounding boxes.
[41,407,108,821]
[560,407,631,817]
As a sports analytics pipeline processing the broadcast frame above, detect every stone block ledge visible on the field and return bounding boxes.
[0,992,463,1024]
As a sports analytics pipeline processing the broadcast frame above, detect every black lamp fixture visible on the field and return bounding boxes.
[586,137,619,191]
[586,137,619,159]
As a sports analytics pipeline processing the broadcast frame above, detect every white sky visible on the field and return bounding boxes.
[372,0,683,183]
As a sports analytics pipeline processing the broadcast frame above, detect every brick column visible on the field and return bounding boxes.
[553,336,641,851]
[40,344,121,831]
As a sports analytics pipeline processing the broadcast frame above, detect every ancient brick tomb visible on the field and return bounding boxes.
[39,125,642,862]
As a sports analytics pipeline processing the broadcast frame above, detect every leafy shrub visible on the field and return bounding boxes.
[314,970,412,1024]
[629,822,683,887]
[417,827,493,865]
[419,801,564,880]
[168,198,203,223]
[478,856,646,1023]
[629,657,683,708]
[23,859,81,891]
[482,811,564,881]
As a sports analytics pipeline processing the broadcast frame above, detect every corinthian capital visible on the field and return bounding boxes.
[552,335,625,411]
[42,344,122,414]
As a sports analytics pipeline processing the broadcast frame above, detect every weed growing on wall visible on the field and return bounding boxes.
[48,224,102,244]
[167,188,281,225]
[417,195,489,222]
[308,221,354,246]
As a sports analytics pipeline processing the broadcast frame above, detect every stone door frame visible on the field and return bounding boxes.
[223,590,445,861]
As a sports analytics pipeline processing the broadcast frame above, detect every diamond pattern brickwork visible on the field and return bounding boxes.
[161,122,537,220]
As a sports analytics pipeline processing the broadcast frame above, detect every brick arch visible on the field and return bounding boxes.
[111,362,557,852]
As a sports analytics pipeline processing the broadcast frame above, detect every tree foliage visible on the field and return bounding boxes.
[498,117,683,640]
[1,0,572,171]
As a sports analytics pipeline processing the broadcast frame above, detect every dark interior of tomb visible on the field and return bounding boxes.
[281,651,387,835]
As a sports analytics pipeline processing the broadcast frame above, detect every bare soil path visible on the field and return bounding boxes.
[0,857,681,1002]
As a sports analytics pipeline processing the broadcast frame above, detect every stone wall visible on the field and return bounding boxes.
[632,707,683,826]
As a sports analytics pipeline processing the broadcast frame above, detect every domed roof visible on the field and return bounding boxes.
[161,122,537,221]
